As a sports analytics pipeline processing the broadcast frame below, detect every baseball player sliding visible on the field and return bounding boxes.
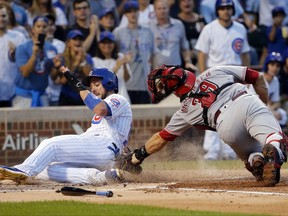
[0,66,132,184]
[127,64,287,186]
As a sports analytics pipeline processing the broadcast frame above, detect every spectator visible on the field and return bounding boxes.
[0,2,27,107]
[262,52,287,129]
[118,0,156,28]
[200,0,245,24]
[259,0,288,28]
[26,0,68,30]
[92,31,132,103]
[5,2,29,39]
[2,0,28,27]
[99,9,116,32]
[45,14,65,106]
[68,0,99,57]
[66,0,118,27]
[266,6,287,56]
[13,16,57,108]
[51,29,93,106]
[280,48,288,113]
[113,1,154,104]
[243,0,268,67]
[52,0,66,13]
[195,0,250,160]
[176,0,206,65]
[150,0,197,72]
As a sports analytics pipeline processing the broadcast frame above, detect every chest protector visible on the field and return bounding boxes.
[185,82,234,128]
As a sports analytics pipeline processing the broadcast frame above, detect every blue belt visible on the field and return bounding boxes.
[15,86,45,107]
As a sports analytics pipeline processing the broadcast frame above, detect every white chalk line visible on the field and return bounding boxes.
[128,185,288,197]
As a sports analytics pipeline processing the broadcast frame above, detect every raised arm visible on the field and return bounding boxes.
[59,66,108,116]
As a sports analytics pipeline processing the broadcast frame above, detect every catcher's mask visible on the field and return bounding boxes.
[147,64,196,103]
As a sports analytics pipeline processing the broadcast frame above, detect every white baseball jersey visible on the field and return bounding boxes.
[84,93,132,148]
[15,93,132,184]
[195,19,250,67]
[163,66,282,161]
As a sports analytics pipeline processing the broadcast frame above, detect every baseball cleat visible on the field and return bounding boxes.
[0,165,28,183]
[105,168,124,183]
[251,155,265,181]
[262,144,282,186]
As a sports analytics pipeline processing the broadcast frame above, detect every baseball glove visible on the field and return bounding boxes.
[115,147,142,175]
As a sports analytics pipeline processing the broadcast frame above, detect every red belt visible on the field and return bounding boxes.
[214,91,248,124]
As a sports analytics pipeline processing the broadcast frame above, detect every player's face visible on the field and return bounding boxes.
[0,8,9,30]
[217,6,233,21]
[90,77,107,99]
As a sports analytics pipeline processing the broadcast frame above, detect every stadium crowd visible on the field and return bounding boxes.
[1,0,288,158]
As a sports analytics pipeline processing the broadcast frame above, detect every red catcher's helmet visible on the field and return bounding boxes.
[147,65,196,103]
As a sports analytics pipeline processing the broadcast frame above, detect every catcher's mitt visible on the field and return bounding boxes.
[115,147,142,175]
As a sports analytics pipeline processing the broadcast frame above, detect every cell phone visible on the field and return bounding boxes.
[37,33,46,49]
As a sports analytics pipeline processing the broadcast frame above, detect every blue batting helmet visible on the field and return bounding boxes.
[215,0,235,16]
[263,52,283,72]
[82,67,118,93]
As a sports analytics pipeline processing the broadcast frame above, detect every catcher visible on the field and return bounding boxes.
[120,64,288,186]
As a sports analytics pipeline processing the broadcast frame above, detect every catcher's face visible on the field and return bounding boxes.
[155,78,165,94]
[90,77,107,99]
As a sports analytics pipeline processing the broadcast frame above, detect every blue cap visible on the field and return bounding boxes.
[66,30,84,40]
[123,1,139,13]
[33,16,48,26]
[272,6,286,17]
[99,31,115,42]
[99,9,114,19]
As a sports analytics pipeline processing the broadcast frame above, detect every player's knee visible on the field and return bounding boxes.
[265,132,283,147]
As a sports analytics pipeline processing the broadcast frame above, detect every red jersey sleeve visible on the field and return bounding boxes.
[159,129,178,141]
[245,68,259,84]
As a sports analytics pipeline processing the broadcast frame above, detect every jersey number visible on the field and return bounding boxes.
[191,81,218,107]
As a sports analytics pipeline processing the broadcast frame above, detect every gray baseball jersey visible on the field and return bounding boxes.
[164,66,282,161]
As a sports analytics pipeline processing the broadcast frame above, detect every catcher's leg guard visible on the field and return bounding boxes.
[262,133,288,186]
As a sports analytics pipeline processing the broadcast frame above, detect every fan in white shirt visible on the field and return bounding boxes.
[92,31,132,103]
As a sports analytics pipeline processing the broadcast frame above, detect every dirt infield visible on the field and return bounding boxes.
[1,166,288,216]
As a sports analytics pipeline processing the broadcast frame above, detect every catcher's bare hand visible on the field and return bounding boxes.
[115,148,142,175]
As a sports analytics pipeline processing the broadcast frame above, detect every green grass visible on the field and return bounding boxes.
[0,201,266,216]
